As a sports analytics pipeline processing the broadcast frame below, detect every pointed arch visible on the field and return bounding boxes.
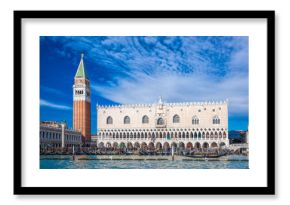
[179,142,185,149]
[213,115,220,124]
[106,116,113,124]
[198,132,202,139]
[120,142,126,149]
[211,142,218,148]
[186,142,193,150]
[171,142,177,149]
[127,142,133,150]
[202,142,209,149]
[157,118,164,125]
[134,142,140,149]
[142,115,149,124]
[192,115,199,125]
[148,142,155,150]
[163,142,170,150]
[182,132,185,139]
[156,142,162,150]
[124,116,130,124]
[113,142,119,148]
[141,142,147,149]
[173,114,180,123]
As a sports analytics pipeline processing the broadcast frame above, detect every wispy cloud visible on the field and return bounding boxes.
[42,36,248,117]
[40,99,71,110]
[92,72,248,116]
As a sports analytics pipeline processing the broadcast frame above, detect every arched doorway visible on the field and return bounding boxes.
[141,142,147,150]
[98,142,104,148]
[119,142,126,150]
[171,142,177,149]
[202,142,209,149]
[106,142,112,148]
[134,142,140,150]
[194,142,201,149]
[156,142,162,150]
[113,142,119,149]
[148,142,155,150]
[186,142,193,150]
[127,142,133,150]
[163,142,170,151]
[211,142,218,148]
[179,142,185,150]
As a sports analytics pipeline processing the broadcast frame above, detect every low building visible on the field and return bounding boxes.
[40,121,82,149]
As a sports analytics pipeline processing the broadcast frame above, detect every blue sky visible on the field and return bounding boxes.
[40,36,248,133]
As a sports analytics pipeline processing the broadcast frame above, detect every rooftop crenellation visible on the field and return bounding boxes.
[96,99,228,109]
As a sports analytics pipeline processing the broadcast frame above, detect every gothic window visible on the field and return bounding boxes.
[213,116,220,124]
[157,118,164,125]
[142,115,149,124]
[173,114,180,123]
[198,132,202,138]
[106,116,113,124]
[192,116,199,125]
[124,116,130,124]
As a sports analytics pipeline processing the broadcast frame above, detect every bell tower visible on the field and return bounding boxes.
[73,54,91,142]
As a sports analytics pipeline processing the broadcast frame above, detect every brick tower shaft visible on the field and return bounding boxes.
[73,54,91,142]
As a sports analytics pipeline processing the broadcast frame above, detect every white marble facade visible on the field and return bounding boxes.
[96,98,229,149]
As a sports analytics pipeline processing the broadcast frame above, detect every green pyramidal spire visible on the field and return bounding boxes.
[75,53,88,79]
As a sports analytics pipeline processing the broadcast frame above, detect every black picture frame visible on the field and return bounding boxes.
[14,10,275,195]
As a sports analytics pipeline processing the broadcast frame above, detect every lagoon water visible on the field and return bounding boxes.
[40,155,248,169]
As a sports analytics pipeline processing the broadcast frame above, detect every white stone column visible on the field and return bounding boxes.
[61,123,65,148]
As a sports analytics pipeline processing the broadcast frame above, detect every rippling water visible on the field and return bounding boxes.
[40,155,248,169]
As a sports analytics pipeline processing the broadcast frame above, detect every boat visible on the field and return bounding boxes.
[187,151,227,158]
[125,150,133,155]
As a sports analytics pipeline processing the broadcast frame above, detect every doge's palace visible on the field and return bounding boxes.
[96,97,229,150]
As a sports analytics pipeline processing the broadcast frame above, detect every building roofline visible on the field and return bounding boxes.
[96,99,229,109]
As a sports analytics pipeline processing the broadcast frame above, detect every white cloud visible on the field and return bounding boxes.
[45,36,248,117]
[92,71,248,116]
[40,99,71,110]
